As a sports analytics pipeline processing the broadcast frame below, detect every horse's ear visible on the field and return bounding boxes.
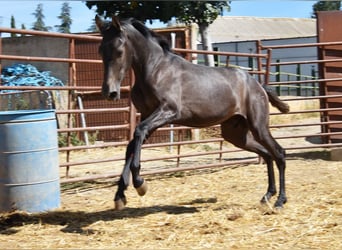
[95,15,104,32]
[112,15,122,32]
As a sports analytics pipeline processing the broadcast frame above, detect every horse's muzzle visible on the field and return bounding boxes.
[109,91,119,100]
[102,85,120,100]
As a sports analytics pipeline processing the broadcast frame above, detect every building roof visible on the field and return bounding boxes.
[207,16,317,43]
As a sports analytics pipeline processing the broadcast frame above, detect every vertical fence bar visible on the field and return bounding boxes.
[248,48,254,72]
[264,49,272,85]
[65,38,76,178]
[219,140,223,161]
[0,32,2,84]
[225,56,230,67]
[296,64,301,96]
[177,143,181,167]
[311,65,317,96]
[214,47,219,67]
[256,40,263,83]
[276,59,281,95]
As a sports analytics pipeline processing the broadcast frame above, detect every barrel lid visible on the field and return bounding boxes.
[0,109,55,123]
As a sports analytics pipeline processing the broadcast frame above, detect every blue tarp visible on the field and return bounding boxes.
[0,64,64,93]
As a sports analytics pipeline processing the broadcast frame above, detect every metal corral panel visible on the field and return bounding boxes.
[74,39,131,142]
[317,11,342,143]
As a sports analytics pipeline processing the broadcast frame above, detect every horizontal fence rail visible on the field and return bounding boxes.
[0,27,341,184]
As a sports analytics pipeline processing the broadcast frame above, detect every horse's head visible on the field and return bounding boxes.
[96,15,131,100]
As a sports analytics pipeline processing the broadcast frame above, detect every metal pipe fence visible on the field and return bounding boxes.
[259,40,342,144]
[1,27,341,184]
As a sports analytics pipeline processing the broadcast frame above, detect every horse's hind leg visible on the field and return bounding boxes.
[221,116,279,205]
[247,110,287,208]
[250,129,287,208]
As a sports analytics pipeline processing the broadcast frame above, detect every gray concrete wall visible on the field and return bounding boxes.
[2,36,69,84]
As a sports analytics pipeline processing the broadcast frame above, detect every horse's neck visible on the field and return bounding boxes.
[130,39,165,81]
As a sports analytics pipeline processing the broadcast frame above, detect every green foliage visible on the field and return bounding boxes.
[312,1,341,18]
[58,133,84,147]
[58,131,99,147]
[88,131,99,145]
[31,3,50,31]
[176,1,230,26]
[85,1,230,25]
[55,2,72,33]
[85,1,230,65]
[15,98,29,110]
[20,24,26,36]
[86,1,176,23]
[87,22,98,32]
[10,15,17,37]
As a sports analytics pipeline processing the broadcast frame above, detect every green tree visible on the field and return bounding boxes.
[86,1,230,66]
[87,21,98,32]
[21,24,26,37]
[175,2,229,66]
[10,15,17,37]
[312,1,341,18]
[32,3,50,31]
[86,1,177,23]
[55,2,72,33]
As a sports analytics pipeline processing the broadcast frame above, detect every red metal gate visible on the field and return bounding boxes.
[317,11,342,143]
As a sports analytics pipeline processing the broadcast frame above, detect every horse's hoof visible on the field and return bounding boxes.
[261,191,276,204]
[114,197,127,210]
[135,180,148,196]
[274,198,287,209]
[260,194,271,204]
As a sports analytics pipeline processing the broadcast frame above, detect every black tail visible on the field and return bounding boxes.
[262,84,290,114]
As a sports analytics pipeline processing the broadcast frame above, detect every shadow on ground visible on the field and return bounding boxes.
[0,198,216,235]
[287,150,330,161]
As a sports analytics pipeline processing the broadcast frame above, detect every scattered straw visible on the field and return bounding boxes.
[0,152,341,249]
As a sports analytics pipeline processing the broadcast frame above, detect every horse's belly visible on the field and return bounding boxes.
[177,109,238,128]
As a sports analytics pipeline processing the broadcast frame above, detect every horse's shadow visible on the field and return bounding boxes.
[0,201,205,235]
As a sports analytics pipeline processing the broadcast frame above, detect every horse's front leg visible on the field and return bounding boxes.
[114,140,135,210]
[127,125,148,197]
[115,105,177,210]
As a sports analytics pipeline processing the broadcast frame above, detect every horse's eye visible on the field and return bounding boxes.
[115,37,125,48]
[116,50,123,57]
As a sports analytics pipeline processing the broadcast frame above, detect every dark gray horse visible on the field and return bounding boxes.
[95,15,290,210]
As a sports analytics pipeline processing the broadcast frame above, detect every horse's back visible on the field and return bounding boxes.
[171,63,259,126]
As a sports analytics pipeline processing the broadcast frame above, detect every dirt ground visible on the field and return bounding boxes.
[1,99,341,249]
[0,149,341,249]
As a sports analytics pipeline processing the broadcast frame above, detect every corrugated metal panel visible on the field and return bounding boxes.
[208,16,316,43]
[318,11,342,143]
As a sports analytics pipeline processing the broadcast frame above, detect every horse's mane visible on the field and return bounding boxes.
[125,18,171,53]
[100,17,171,53]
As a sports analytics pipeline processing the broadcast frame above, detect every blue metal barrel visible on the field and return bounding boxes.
[0,110,60,213]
